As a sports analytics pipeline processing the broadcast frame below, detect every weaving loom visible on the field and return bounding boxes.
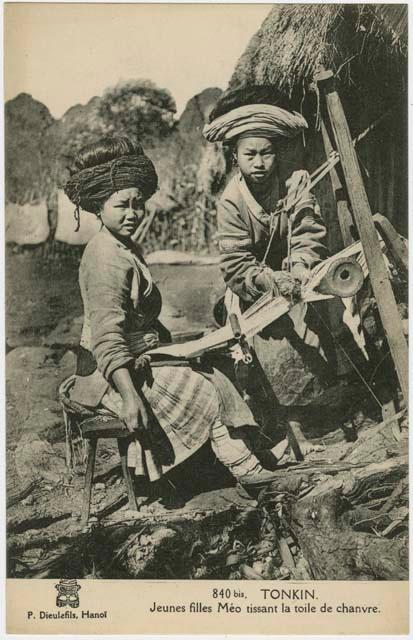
[148,238,375,362]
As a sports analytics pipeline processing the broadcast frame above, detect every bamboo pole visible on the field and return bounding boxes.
[316,70,408,405]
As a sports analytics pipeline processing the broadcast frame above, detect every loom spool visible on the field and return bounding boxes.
[315,257,364,297]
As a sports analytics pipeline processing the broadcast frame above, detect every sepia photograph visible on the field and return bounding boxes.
[4,1,408,606]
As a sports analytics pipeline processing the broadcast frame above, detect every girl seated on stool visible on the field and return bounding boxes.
[64,136,294,492]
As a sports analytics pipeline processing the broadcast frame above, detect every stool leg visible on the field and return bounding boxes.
[81,438,97,526]
[118,438,138,511]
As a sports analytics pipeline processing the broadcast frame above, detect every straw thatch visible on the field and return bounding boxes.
[230,4,407,101]
[228,4,408,236]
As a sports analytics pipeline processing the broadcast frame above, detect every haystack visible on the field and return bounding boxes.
[5,201,49,245]
[229,4,407,235]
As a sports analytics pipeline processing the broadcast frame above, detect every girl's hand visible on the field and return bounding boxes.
[255,269,300,299]
[120,392,149,434]
[291,263,311,285]
[112,368,151,434]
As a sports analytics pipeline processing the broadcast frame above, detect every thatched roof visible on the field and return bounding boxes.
[226,4,408,237]
[229,4,407,102]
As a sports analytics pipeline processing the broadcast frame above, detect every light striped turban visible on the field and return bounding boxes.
[203,104,308,143]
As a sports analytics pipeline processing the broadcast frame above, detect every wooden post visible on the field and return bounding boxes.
[373,213,408,274]
[316,70,408,406]
[320,119,354,376]
[320,120,354,248]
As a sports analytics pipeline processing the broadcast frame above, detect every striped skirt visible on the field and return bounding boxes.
[101,365,220,480]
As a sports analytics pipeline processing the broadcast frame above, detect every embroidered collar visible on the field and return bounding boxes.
[237,173,280,229]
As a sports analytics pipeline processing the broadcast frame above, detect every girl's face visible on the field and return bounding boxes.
[234,137,277,186]
[100,187,146,238]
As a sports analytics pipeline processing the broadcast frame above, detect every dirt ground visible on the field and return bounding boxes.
[5,250,408,581]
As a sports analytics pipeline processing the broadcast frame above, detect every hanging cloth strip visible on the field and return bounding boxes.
[149,112,392,406]
[148,236,391,410]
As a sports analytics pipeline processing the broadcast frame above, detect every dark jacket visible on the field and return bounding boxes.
[217,172,327,304]
[69,227,257,430]
[70,227,160,408]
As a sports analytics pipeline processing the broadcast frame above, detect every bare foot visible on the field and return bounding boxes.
[298,439,325,457]
[287,421,325,461]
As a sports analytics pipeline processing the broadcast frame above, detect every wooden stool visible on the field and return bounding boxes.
[78,414,138,526]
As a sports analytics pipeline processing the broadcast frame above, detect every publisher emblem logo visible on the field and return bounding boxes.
[55,579,81,608]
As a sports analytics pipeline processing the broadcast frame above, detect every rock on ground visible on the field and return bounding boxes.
[43,315,83,349]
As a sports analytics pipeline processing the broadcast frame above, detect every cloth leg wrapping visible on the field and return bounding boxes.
[210,419,265,480]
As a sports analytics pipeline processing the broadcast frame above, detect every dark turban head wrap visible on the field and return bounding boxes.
[64,153,158,229]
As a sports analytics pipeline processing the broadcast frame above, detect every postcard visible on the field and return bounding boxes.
[4,3,409,636]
